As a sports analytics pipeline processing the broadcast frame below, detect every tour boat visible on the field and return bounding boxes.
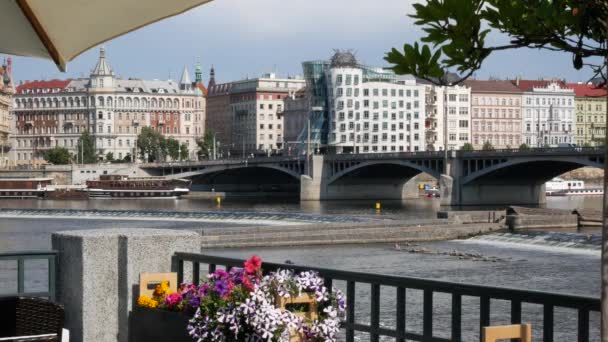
[0,177,53,198]
[545,177,603,196]
[85,175,192,199]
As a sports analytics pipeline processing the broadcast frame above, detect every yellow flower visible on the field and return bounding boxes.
[148,300,159,309]
[160,281,169,293]
[154,284,163,296]
[137,295,151,307]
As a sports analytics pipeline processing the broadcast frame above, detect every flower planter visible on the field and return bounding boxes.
[276,293,318,342]
[129,306,191,342]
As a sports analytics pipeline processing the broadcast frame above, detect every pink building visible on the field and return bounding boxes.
[465,80,523,149]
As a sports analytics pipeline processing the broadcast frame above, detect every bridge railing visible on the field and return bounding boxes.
[458,147,604,157]
[140,155,307,169]
[173,253,600,342]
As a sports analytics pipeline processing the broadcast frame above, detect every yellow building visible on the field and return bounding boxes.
[571,83,607,147]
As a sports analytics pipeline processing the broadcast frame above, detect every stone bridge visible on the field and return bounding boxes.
[139,148,605,205]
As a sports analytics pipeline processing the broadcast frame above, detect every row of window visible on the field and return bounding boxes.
[472,108,520,119]
[332,122,421,132]
[576,115,605,123]
[259,124,282,130]
[525,123,573,132]
[472,121,521,132]
[525,97,573,106]
[331,133,421,143]
[334,87,421,98]
[473,97,520,106]
[473,135,521,146]
[524,136,573,145]
[16,111,201,122]
[15,95,201,110]
[577,103,605,112]
[337,111,421,121]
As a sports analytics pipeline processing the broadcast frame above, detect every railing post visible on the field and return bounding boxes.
[423,290,433,339]
[578,309,589,342]
[480,296,490,342]
[452,293,462,342]
[17,258,24,295]
[544,305,554,342]
[370,283,380,342]
[396,287,406,342]
[48,255,56,301]
[346,281,355,342]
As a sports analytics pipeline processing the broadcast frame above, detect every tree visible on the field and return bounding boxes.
[44,147,71,165]
[482,141,494,151]
[165,138,180,161]
[519,143,530,151]
[137,126,166,162]
[105,152,114,162]
[460,143,474,151]
[123,153,132,163]
[583,142,594,148]
[196,130,215,160]
[385,0,607,88]
[179,142,189,161]
[77,130,96,164]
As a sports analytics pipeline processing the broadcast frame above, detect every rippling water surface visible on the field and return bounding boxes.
[0,195,603,341]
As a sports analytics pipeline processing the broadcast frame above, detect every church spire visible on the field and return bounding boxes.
[91,46,113,76]
[195,61,202,84]
[208,65,216,88]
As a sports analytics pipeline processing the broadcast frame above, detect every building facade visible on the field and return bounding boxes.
[281,88,309,155]
[465,80,523,149]
[303,51,427,153]
[228,74,306,156]
[516,80,575,147]
[0,58,13,167]
[205,71,234,154]
[425,85,471,151]
[11,48,206,164]
[570,83,607,146]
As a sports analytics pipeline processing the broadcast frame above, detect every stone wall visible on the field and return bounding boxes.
[52,229,200,342]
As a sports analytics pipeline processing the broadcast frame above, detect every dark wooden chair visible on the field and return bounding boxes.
[0,297,64,341]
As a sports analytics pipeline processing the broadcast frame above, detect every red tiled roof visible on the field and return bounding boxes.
[16,79,71,93]
[464,80,522,93]
[566,83,607,97]
[196,82,208,97]
[511,79,567,92]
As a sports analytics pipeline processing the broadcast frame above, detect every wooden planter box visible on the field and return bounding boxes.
[276,293,318,342]
[129,306,191,342]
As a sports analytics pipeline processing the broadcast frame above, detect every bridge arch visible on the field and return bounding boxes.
[462,156,604,185]
[164,164,302,181]
[328,160,442,185]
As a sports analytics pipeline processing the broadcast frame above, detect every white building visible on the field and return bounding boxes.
[312,51,427,153]
[516,80,575,147]
[11,47,206,164]
[425,84,471,151]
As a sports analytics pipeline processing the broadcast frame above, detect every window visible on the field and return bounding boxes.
[459,94,469,102]
[459,120,469,128]
[449,133,457,141]
[448,94,457,101]
[336,75,343,85]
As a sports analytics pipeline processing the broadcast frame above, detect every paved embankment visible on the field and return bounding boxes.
[197,220,505,248]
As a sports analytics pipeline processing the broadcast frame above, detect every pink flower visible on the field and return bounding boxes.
[244,255,262,274]
[164,292,182,308]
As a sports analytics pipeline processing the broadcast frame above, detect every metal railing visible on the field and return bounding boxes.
[173,253,600,342]
[0,250,57,301]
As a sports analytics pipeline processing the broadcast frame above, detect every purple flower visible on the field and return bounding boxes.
[198,283,210,297]
[214,280,228,297]
[211,269,229,280]
[189,295,201,308]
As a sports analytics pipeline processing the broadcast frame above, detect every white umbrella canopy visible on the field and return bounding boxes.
[0,0,213,71]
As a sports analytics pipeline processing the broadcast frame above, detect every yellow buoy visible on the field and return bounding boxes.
[375,202,381,210]
[216,197,222,205]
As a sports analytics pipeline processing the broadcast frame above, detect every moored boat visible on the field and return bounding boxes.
[0,177,53,198]
[545,177,603,196]
[85,175,191,199]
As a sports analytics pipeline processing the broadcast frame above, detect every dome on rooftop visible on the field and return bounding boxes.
[330,50,358,68]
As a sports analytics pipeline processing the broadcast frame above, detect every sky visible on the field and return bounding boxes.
[1,0,600,85]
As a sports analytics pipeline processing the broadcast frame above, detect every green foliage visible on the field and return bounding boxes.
[77,130,96,164]
[460,143,474,151]
[583,142,593,148]
[179,143,189,161]
[519,143,530,150]
[482,141,495,151]
[137,126,166,162]
[386,0,607,85]
[44,147,71,165]
[105,152,114,162]
[166,137,180,161]
[123,153,132,163]
[196,130,215,159]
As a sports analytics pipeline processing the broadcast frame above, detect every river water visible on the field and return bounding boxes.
[0,195,603,341]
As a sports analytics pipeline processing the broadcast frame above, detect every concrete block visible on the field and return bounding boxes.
[51,229,201,342]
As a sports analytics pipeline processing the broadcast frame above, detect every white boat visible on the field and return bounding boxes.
[545,177,603,196]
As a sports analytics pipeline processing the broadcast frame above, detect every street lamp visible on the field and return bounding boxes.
[133,119,139,163]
